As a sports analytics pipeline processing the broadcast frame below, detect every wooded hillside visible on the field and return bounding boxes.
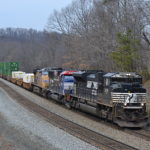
[0,0,150,76]
[0,28,66,72]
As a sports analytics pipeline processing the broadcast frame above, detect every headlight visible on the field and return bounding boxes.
[141,103,144,106]
[124,103,127,106]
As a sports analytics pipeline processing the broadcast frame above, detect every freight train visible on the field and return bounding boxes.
[0,62,149,127]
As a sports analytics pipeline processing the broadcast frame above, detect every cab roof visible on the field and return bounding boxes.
[104,72,141,78]
[60,70,76,76]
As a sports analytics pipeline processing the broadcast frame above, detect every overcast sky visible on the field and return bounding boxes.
[0,0,73,31]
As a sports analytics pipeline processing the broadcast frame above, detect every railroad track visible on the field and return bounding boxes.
[1,79,150,141]
[0,81,137,150]
[73,106,150,142]
[129,129,150,141]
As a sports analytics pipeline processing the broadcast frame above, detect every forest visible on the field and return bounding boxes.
[0,0,150,79]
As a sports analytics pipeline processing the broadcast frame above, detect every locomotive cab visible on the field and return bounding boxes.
[60,71,76,95]
[104,72,148,127]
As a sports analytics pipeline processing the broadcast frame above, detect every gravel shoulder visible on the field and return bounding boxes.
[0,86,99,150]
[1,79,150,150]
[0,112,59,150]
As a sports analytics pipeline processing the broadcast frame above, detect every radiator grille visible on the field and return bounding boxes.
[111,92,147,103]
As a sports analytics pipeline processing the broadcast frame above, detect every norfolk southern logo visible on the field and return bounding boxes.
[124,93,137,105]
[128,94,134,102]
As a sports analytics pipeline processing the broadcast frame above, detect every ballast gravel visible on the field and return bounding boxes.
[0,113,59,150]
[0,87,99,150]
[1,79,150,150]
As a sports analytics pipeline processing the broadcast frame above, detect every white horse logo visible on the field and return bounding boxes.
[124,93,137,105]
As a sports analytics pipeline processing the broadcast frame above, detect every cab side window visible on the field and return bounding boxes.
[105,78,110,86]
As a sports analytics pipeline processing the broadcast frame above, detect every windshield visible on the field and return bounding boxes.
[122,83,141,89]
[111,83,146,93]
[111,77,142,84]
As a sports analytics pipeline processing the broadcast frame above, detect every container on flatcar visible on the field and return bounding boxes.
[0,62,4,77]
[23,73,34,83]
[16,71,25,86]
[22,73,34,90]
[12,71,25,79]
[2,62,19,79]
[11,70,25,85]
[0,62,19,79]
